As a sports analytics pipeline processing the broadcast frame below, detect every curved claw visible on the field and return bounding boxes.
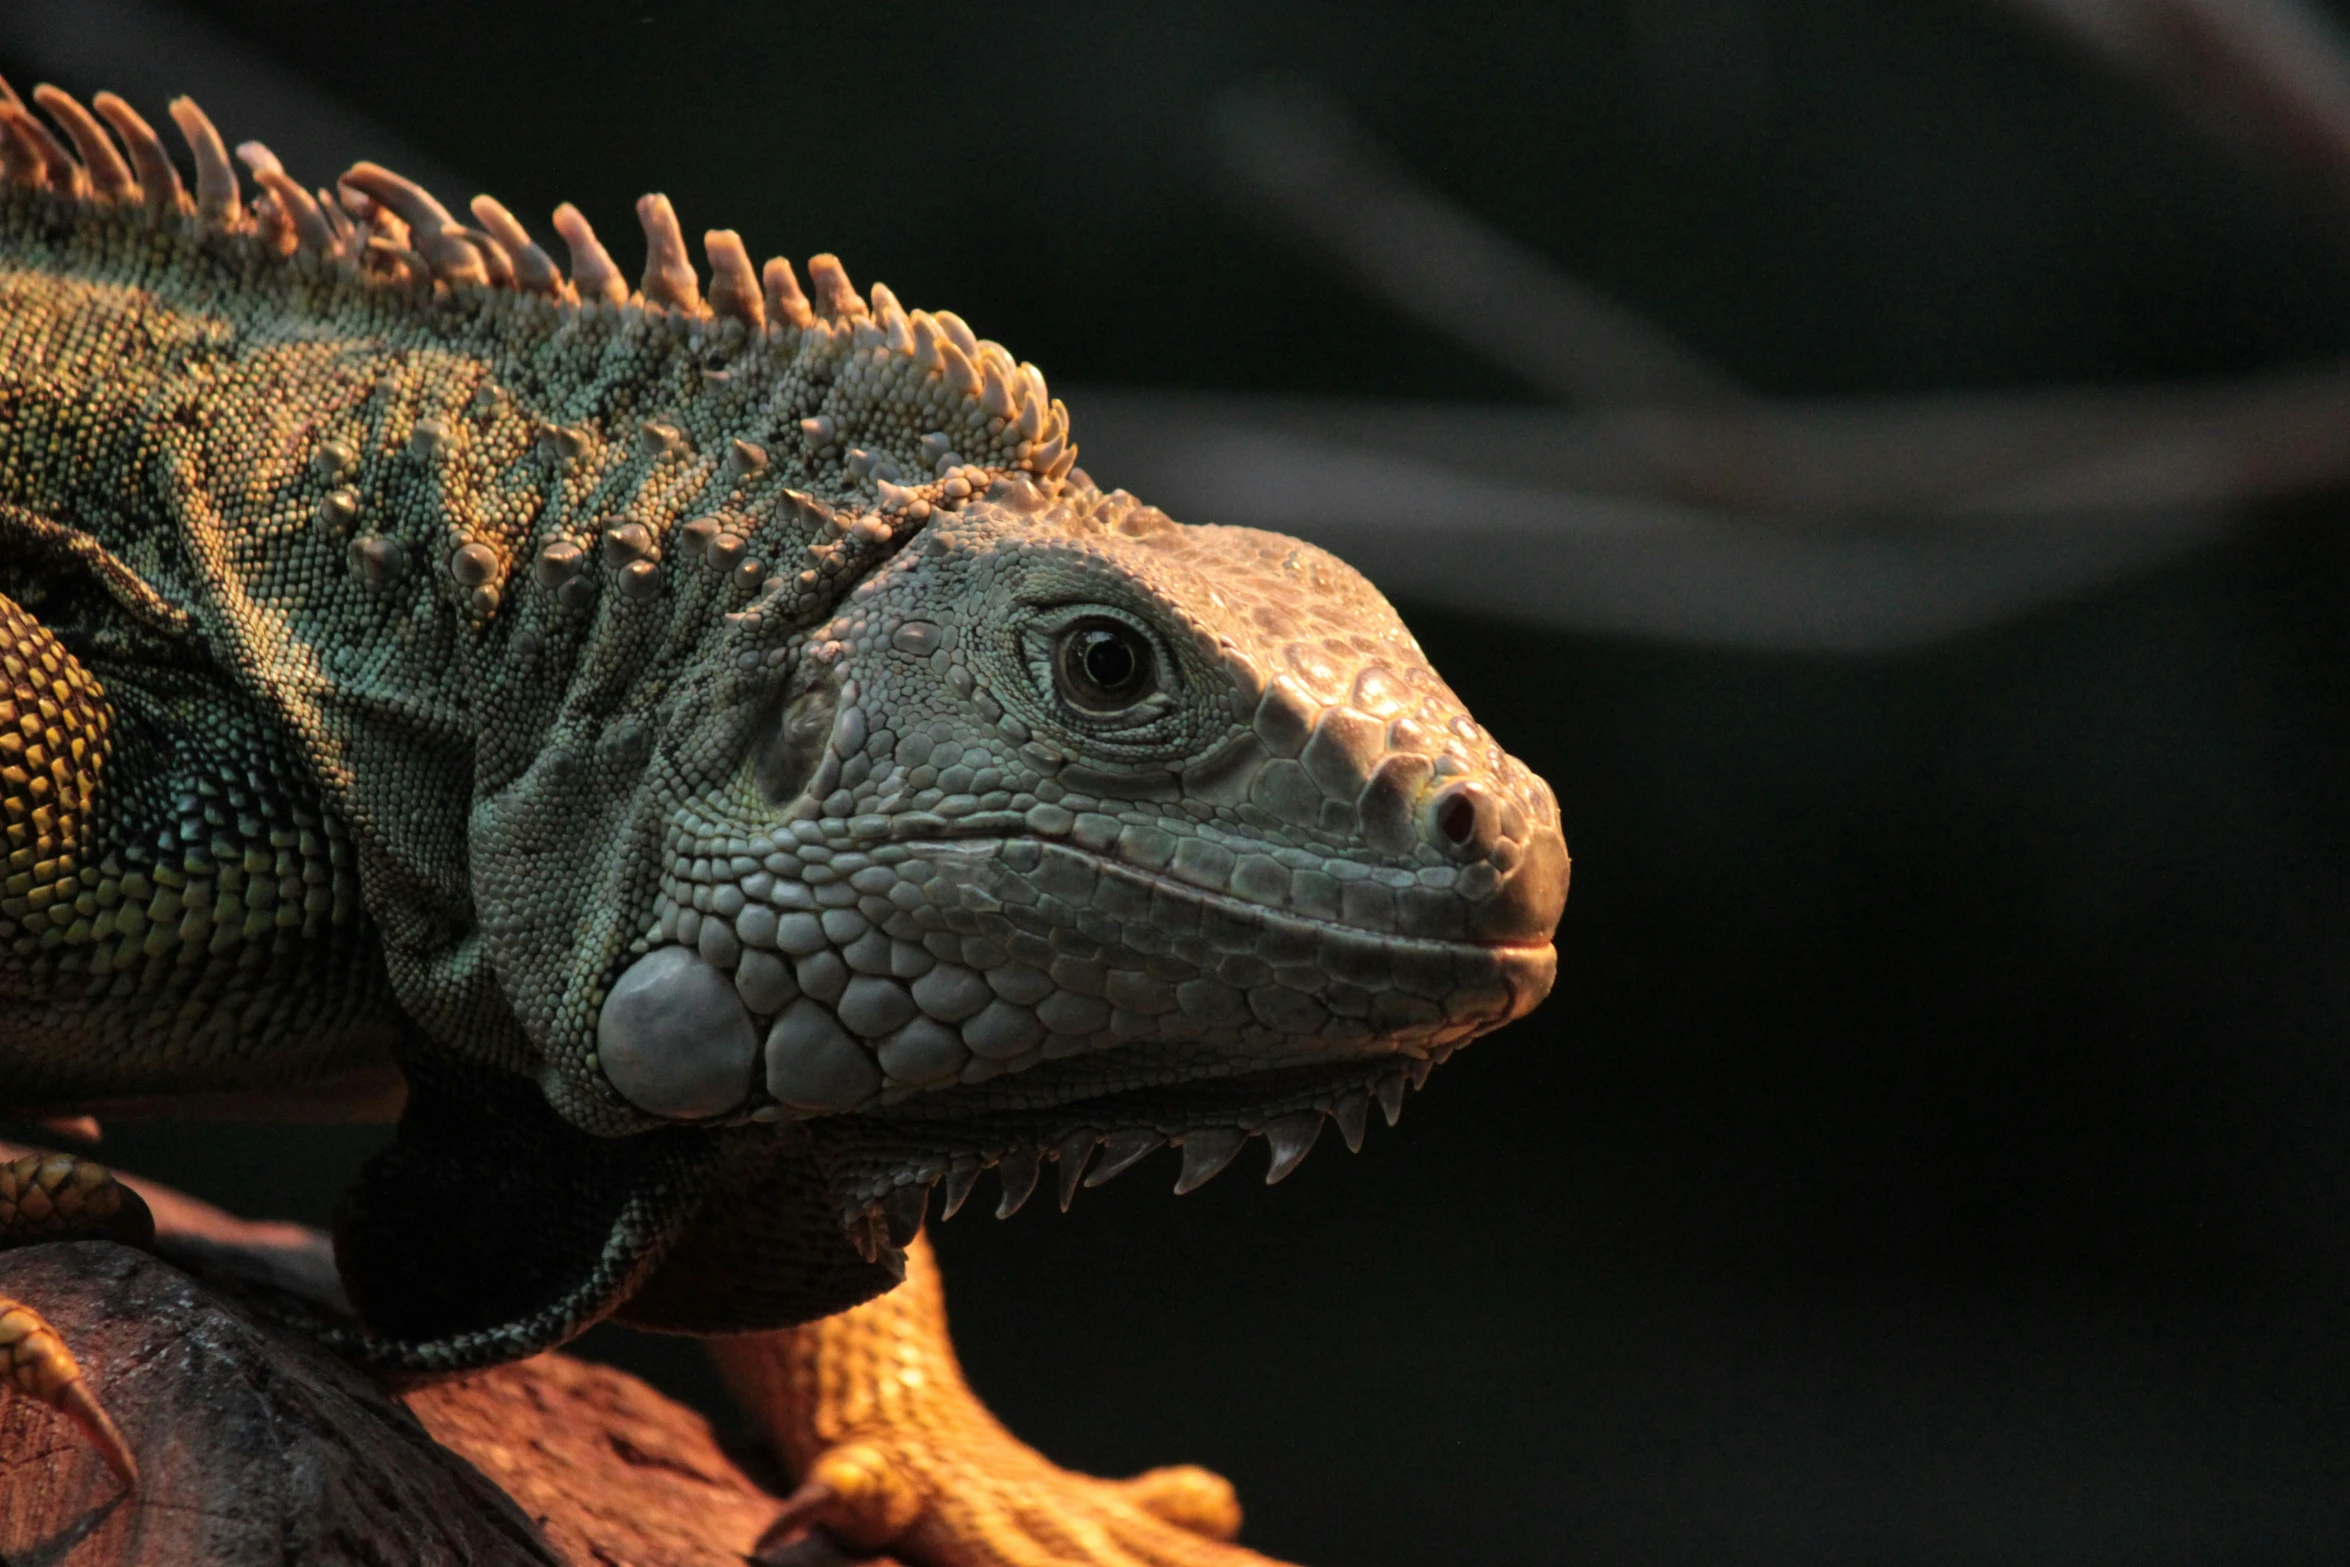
[754,1442,925,1557]
[0,1295,137,1487]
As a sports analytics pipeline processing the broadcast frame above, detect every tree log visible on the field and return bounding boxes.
[0,1161,800,1566]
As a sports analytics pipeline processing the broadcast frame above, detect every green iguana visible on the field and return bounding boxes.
[0,78,1566,1566]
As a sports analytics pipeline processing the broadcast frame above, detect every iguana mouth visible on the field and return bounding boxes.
[874,829,1562,1035]
[899,823,1567,961]
[801,934,1556,1260]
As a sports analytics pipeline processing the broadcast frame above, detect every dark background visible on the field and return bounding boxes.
[7,2,2350,1561]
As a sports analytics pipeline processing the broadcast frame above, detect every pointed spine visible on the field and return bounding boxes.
[552,202,627,303]
[31,86,132,201]
[91,92,185,215]
[762,256,815,329]
[634,193,702,313]
[470,194,566,296]
[704,229,763,328]
[168,97,239,225]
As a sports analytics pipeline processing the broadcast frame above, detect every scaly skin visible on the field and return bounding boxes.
[0,80,1567,1564]
[715,1235,1267,1567]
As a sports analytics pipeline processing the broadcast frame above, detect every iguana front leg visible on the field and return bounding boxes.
[715,1234,1287,1567]
[0,1150,152,1485]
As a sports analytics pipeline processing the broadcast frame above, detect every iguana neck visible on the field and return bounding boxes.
[0,196,900,1070]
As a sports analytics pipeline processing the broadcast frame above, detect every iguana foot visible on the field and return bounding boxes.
[714,1234,1292,1567]
[750,1455,1253,1567]
[0,1151,153,1484]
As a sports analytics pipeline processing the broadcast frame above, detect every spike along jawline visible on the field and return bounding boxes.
[0,78,1082,515]
[836,1052,1442,1254]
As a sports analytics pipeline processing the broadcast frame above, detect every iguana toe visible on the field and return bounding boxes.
[0,1291,137,1487]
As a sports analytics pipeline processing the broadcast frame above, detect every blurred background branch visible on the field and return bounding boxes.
[1211,80,1748,406]
[1079,26,2350,646]
[2002,0,2350,226]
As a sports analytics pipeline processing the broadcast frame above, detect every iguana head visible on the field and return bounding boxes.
[593,468,1564,1242]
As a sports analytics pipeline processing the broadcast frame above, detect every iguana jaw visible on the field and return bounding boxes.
[805,964,1553,1259]
[624,838,1558,1257]
[788,835,1559,1254]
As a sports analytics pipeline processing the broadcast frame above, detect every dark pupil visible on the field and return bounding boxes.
[1079,632,1136,690]
[1061,621,1151,710]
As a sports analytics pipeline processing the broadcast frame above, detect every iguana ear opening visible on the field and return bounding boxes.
[754,681,836,807]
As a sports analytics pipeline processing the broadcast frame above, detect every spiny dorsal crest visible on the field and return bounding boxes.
[0,79,1078,505]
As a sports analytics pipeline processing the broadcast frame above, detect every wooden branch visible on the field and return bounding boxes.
[0,1151,802,1566]
[405,1353,790,1567]
[0,1242,561,1566]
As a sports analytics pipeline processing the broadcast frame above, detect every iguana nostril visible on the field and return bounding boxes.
[1430,784,1485,854]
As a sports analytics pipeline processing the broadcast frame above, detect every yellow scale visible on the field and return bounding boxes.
[0,595,110,960]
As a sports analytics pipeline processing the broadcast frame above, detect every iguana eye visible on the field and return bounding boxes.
[1054,618,1156,713]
